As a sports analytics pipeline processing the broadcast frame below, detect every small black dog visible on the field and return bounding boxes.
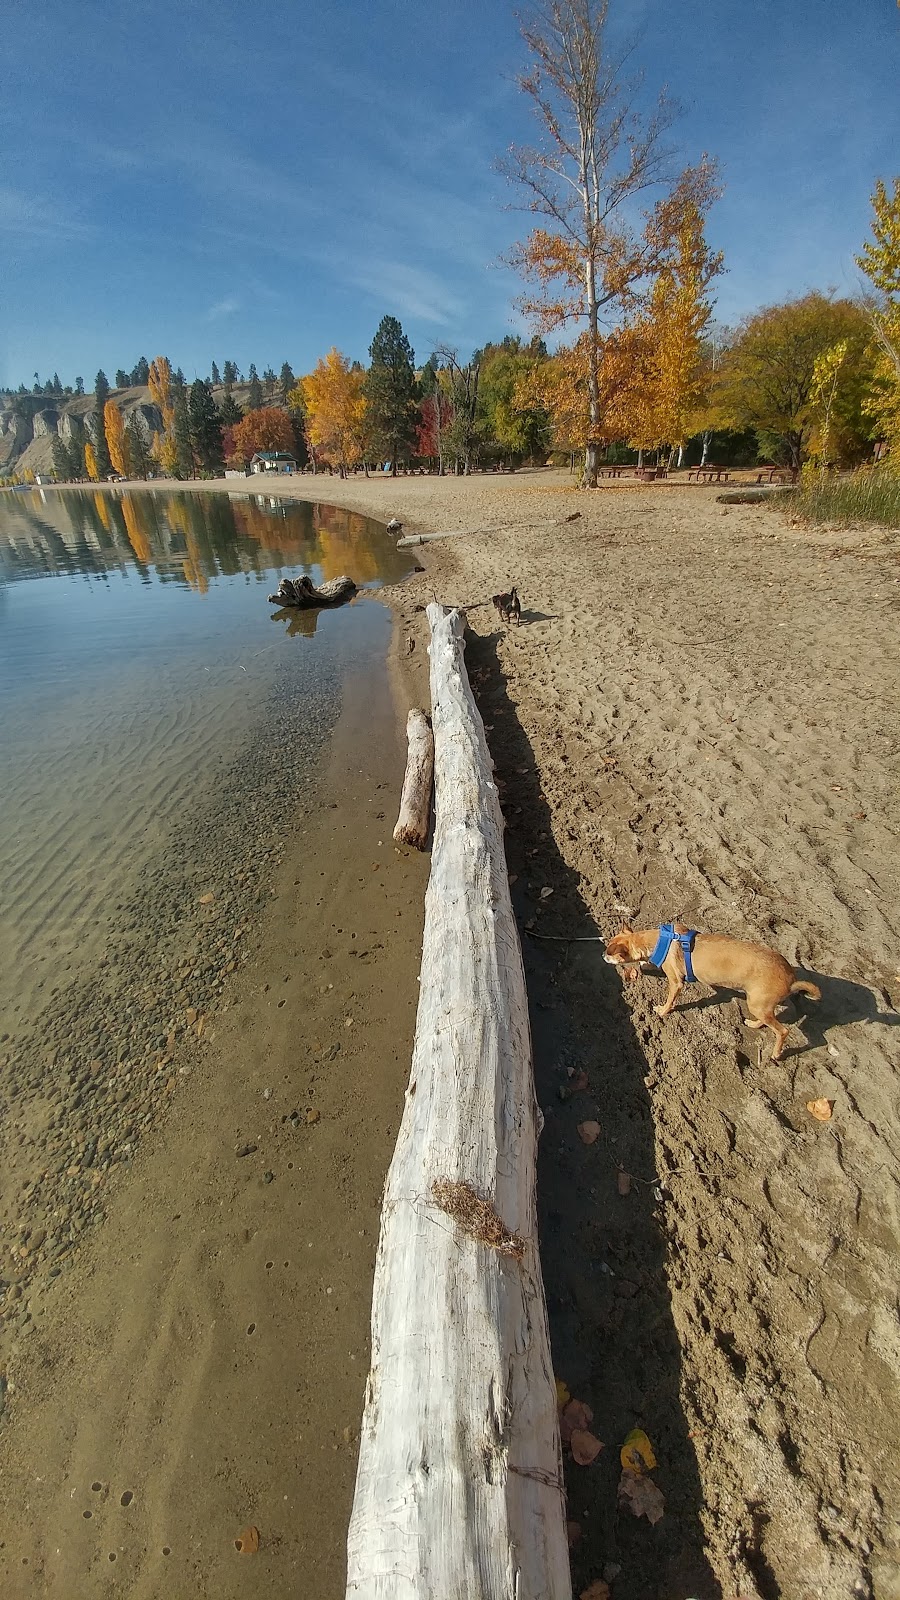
[492,586,521,625]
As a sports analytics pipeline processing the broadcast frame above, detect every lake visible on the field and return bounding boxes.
[0,487,410,1037]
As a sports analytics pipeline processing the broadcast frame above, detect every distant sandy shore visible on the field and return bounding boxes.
[3,469,899,1599]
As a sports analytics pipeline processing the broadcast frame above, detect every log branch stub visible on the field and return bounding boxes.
[392,708,434,849]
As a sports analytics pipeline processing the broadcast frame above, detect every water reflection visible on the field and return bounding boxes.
[0,487,408,594]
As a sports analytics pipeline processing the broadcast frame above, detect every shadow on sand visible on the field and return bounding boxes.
[465,625,721,1600]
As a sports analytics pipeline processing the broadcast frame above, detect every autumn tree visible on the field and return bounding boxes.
[148,356,177,474]
[189,379,224,473]
[84,441,99,481]
[93,370,112,477]
[364,316,418,475]
[301,348,367,476]
[104,399,130,476]
[713,294,873,467]
[477,336,552,464]
[228,406,296,467]
[431,347,484,473]
[417,366,454,474]
[504,0,720,485]
[856,176,900,469]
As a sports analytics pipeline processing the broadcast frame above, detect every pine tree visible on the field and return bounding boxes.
[115,370,129,388]
[219,391,243,426]
[189,379,224,473]
[173,389,194,478]
[125,413,152,478]
[52,372,62,394]
[279,362,296,403]
[211,360,221,386]
[51,436,71,480]
[222,360,238,385]
[94,371,112,477]
[75,376,84,395]
[131,357,150,385]
[247,364,263,411]
[364,316,418,474]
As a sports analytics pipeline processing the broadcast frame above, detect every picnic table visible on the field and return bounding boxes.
[688,466,730,483]
[755,466,797,484]
[600,464,627,478]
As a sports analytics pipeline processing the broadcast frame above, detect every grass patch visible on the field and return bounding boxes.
[790,471,900,529]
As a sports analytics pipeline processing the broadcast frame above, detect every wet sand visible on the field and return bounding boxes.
[0,641,429,1597]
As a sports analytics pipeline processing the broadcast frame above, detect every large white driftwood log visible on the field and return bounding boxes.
[346,604,571,1600]
[392,708,434,849]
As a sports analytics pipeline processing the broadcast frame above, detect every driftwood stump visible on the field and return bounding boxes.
[392,709,434,849]
[346,604,570,1600]
[267,574,356,607]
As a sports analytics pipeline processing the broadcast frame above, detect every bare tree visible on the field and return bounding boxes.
[503,0,718,486]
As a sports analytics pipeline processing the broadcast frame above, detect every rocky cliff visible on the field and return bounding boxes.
[0,388,163,477]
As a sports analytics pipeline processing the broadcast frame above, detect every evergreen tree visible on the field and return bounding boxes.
[219,391,243,426]
[222,360,238,385]
[94,371,112,477]
[51,436,71,480]
[125,413,152,478]
[189,379,224,473]
[131,356,150,385]
[173,389,194,477]
[115,370,129,388]
[364,315,418,474]
[175,367,186,387]
[279,362,296,403]
[210,360,221,386]
[52,372,62,393]
[247,363,263,410]
[75,376,84,395]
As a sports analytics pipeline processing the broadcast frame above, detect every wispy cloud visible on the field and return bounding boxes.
[0,184,89,243]
[204,295,241,321]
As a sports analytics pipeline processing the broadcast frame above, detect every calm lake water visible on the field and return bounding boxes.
[0,487,410,1031]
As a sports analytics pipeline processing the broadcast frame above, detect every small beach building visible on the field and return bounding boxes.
[250,451,297,475]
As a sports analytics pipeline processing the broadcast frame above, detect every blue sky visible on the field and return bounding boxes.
[3,0,899,390]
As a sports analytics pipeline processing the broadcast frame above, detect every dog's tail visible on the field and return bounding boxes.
[791,980,821,1001]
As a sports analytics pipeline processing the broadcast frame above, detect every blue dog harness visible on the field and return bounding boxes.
[648,923,698,982]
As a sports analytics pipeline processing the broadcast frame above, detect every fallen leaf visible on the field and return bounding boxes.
[540,886,554,900]
[620,1427,657,1475]
[806,1098,834,1122]
[555,1378,571,1408]
[509,874,518,885]
[198,892,215,905]
[305,1108,320,1125]
[618,1469,665,1523]
[617,1169,632,1196]
[235,1525,260,1554]
[854,811,867,820]
[568,1068,589,1093]
[566,1520,582,1549]
[580,1583,610,1600]
[560,1398,594,1443]
[570,1429,604,1465]
[577,1120,601,1145]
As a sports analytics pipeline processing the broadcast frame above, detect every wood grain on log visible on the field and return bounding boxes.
[266,574,356,607]
[346,604,571,1600]
[392,709,434,849]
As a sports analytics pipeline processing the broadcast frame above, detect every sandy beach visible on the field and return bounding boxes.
[3,469,899,1599]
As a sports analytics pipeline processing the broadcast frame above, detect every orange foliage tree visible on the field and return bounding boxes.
[104,400,130,476]
[84,442,99,481]
[228,406,296,467]
[503,0,721,484]
[148,356,177,476]
[301,349,367,475]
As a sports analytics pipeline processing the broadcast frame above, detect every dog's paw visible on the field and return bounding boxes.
[622,965,639,982]
[654,1004,670,1018]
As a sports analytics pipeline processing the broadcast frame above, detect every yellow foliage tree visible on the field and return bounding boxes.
[84,441,99,481]
[148,356,177,475]
[104,400,130,476]
[503,0,722,485]
[856,176,900,470]
[301,349,366,475]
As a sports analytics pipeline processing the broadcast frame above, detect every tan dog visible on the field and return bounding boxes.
[604,922,821,1060]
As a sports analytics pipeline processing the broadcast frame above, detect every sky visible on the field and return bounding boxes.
[2,0,899,390]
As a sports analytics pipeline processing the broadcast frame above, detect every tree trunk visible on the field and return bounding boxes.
[346,605,571,1600]
[392,709,434,849]
[700,431,711,467]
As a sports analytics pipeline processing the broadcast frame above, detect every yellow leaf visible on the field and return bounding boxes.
[234,1525,260,1554]
[555,1378,571,1408]
[806,1098,834,1122]
[620,1427,657,1475]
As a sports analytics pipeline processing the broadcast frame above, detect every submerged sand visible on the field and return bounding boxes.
[2,470,899,1599]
